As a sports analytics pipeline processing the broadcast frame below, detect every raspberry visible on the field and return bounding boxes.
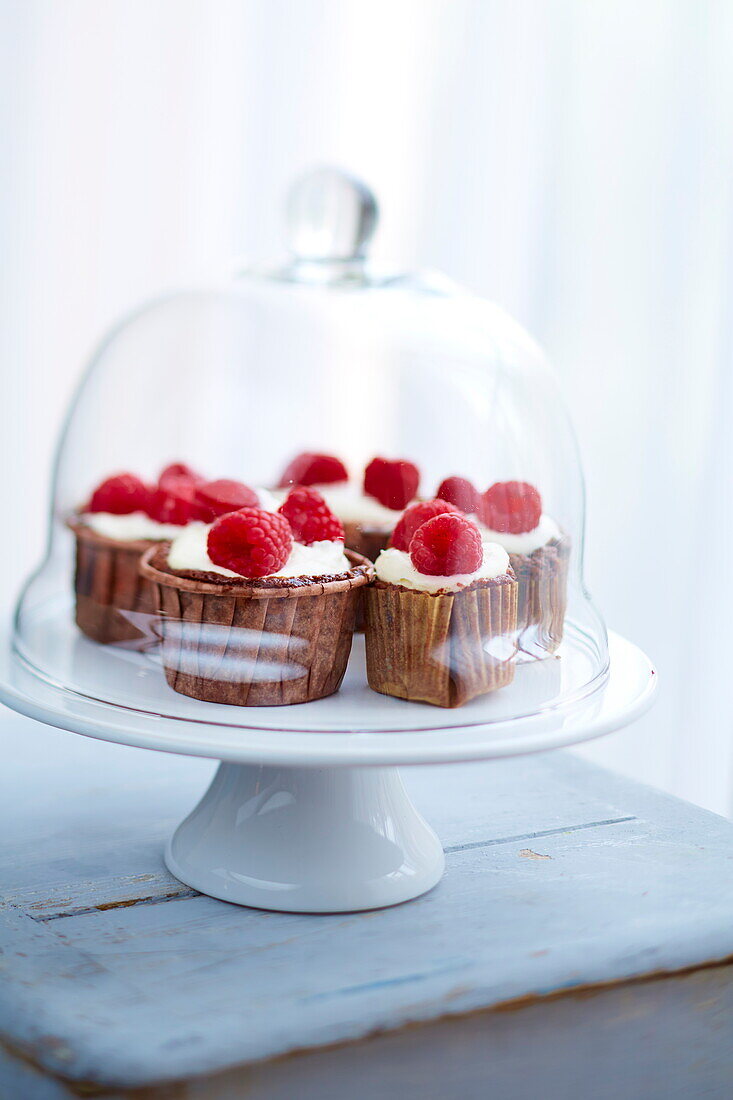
[278,487,344,545]
[363,457,419,511]
[436,476,480,515]
[147,484,196,526]
[390,499,459,551]
[158,462,203,491]
[207,508,293,578]
[278,452,348,488]
[88,473,153,515]
[481,481,542,534]
[409,513,483,576]
[194,479,259,522]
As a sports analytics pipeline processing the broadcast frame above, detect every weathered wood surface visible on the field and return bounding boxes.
[2,707,733,1097]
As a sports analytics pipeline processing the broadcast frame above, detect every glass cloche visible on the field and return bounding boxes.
[13,168,608,731]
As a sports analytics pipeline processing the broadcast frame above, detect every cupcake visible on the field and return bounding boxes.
[277,452,419,562]
[438,476,569,657]
[70,465,267,647]
[140,488,373,706]
[478,481,569,657]
[365,506,517,708]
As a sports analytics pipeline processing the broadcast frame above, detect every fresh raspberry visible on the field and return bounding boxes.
[158,462,204,491]
[481,481,542,534]
[207,508,293,578]
[88,473,153,515]
[409,513,483,577]
[147,484,196,526]
[390,499,459,551]
[278,487,344,545]
[278,452,348,488]
[363,457,419,511]
[194,479,259,522]
[436,476,480,515]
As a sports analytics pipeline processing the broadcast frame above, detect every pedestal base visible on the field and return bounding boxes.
[165,762,445,912]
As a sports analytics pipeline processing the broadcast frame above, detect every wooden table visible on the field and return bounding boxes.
[1,707,732,1099]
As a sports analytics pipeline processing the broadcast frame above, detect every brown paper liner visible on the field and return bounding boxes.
[69,520,159,647]
[509,537,571,656]
[364,574,518,708]
[139,547,373,707]
[342,523,391,632]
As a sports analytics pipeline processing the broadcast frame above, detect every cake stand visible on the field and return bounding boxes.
[0,611,656,913]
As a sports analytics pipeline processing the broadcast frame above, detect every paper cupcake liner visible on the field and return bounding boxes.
[139,547,373,706]
[364,574,518,708]
[509,536,571,657]
[342,523,391,631]
[69,520,159,647]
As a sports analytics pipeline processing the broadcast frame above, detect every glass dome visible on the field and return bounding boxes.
[13,168,607,731]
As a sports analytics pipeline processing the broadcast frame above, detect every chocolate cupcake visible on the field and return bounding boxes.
[507,537,570,656]
[70,520,162,646]
[365,511,517,708]
[70,468,272,647]
[140,496,373,706]
[69,468,197,646]
[478,481,569,658]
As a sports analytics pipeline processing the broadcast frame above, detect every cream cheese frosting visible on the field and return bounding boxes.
[310,483,408,526]
[253,487,279,513]
[82,487,278,543]
[474,513,561,555]
[271,483,416,527]
[374,541,510,594]
[167,522,351,580]
[82,512,186,542]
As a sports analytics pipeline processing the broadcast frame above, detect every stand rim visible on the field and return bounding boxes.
[0,628,656,767]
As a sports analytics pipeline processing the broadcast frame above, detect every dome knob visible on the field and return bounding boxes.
[286,168,378,262]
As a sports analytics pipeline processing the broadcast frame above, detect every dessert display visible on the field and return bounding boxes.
[33,172,602,725]
[364,505,518,708]
[139,489,373,706]
[70,456,567,706]
[436,476,569,657]
[277,452,419,562]
[70,465,272,647]
[5,170,627,923]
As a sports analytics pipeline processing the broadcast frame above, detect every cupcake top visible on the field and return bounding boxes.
[437,476,560,554]
[83,512,187,542]
[375,506,510,594]
[476,512,560,555]
[168,523,351,581]
[166,488,353,582]
[277,452,420,529]
[80,464,277,543]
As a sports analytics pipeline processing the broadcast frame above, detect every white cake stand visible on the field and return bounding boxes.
[0,619,656,913]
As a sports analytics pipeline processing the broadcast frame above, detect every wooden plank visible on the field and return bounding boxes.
[0,1042,84,1100]
[9,872,196,922]
[170,964,733,1100]
[2,708,733,1092]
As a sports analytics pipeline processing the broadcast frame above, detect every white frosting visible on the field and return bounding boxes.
[374,542,510,594]
[82,487,277,543]
[271,483,414,526]
[82,512,185,542]
[313,483,408,526]
[166,522,351,580]
[253,487,279,513]
[474,513,561,555]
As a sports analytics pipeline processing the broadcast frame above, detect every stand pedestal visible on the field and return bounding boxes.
[165,762,445,912]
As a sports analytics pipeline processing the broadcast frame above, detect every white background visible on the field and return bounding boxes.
[2,0,732,814]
